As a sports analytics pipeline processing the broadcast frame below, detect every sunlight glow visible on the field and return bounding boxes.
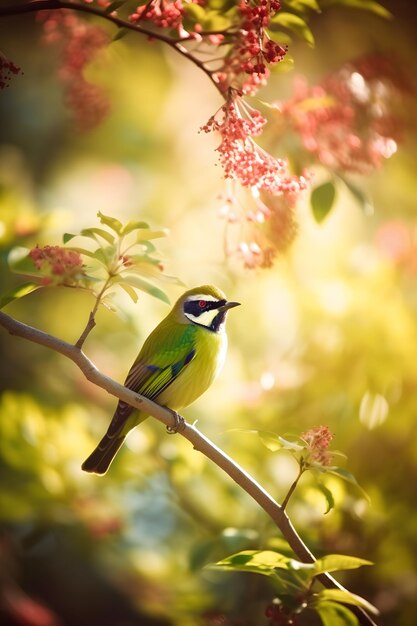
[317,281,351,316]
[260,371,275,391]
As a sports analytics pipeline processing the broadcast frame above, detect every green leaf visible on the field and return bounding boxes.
[258,430,283,452]
[323,466,371,502]
[270,12,315,46]
[112,28,129,42]
[122,260,183,285]
[316,601,358,626]
[63,233,76,244]
[282,0,321,13]
[135,240,156,254]
[311,181,337,223]
[92,246,116,267]
[120,220,150,235]
[315,481,335,514]
[80,227,115,244]
[318,0,391,19]
[183,2,208,22]
[192,8,232,30]
[313,554,373,576]
[119,283,139,303]
[318,589,379,615]
[97,211,123,234]
[340,176,374,216]
[119,275,170,304]
[209,550,291,577]
[0,282,39,309]
[278,435,305,452]
[135,228,169,242]
[64,247,100,260]
[267,29,293,46]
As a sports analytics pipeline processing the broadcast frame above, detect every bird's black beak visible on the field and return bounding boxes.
[218,301,241,312]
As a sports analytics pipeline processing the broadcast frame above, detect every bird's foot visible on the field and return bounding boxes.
[166,410,186,434]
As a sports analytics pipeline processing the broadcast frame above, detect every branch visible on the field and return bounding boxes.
[0,310,378,626]
[0,0,221,92]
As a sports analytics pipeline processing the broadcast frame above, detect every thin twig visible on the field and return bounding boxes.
[0,310,378,626]
[281,466,304,511]
[75,276,112,348]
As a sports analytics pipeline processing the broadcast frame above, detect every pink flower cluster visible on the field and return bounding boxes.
[129,0,186,33]
[280,54,406,174]
[0,54,22,90]
[40,10,110,130]
[202,95,307,269]
[202,98,307,195]
[213,0,287,95]
[219,192,298,269]
[301,425,334,466]
[29,245,85,286]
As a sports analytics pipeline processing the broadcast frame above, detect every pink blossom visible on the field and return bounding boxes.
[212,0,287,96]
[202,98,307,196]
[280,55,407,174]
[301,425,334,466]
[39,10,110,130]
[29,245,85,286]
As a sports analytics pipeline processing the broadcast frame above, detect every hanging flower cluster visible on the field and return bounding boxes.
[279,54,407,174]
[202,98,306,194]
[40,9,110,130]
[202,95,307,268]
[212,0,287,95]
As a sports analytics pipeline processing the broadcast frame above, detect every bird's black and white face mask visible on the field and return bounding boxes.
[183,294,240,332]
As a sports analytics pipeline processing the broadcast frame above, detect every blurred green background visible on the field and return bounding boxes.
[1,1,417,625]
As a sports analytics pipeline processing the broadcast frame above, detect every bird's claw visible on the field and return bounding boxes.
[166,410,186,434]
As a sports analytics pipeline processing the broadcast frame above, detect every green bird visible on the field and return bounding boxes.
[82,285,240,474]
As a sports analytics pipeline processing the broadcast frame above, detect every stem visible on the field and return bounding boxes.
[0,310,378,626]
[75,276,112,348]
[0,0,223,94]
[281,466,304,511]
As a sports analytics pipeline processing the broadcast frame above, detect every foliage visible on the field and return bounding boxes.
[1,1,417,626]
[210,550,376,625]
[3,211,180,314]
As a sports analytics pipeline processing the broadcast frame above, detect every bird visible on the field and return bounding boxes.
[82,285,240,474]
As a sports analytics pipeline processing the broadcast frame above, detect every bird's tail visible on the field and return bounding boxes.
[82,432,126,475]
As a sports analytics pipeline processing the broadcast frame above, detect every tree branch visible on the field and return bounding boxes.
[0,310,378,626]
[0,0,221,93]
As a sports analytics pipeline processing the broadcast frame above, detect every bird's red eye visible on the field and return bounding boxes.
[198,300,206,309]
